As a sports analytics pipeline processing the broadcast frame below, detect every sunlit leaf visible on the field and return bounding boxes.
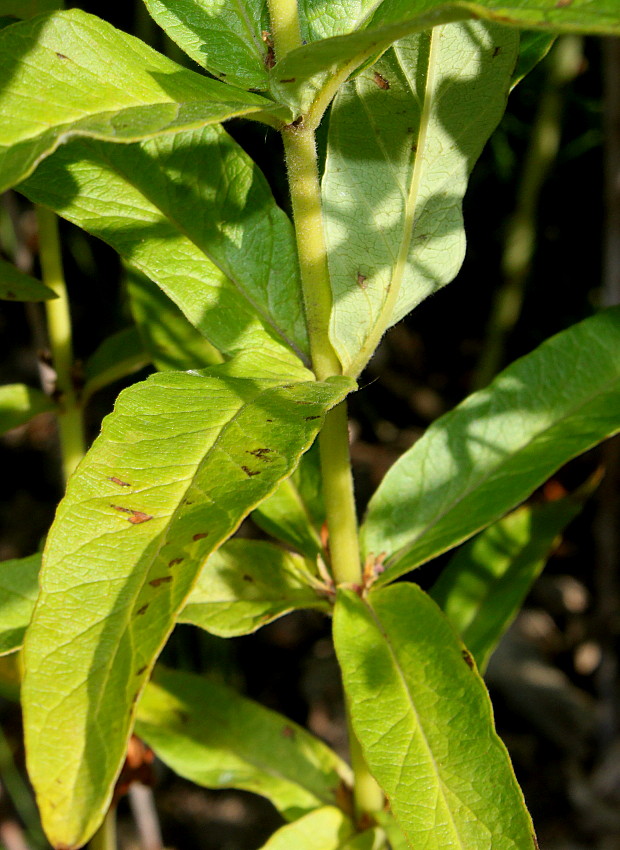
[362,308,620,583]
[334,584,537,848]
[257,806,354,850]
[23,367,354,848]
[0,384,54,435]
[0,554,40,656]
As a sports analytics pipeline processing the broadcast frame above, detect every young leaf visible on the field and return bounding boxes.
[256,806,354,850]
[252,443,325,558]
[135,667,351,820]
[81,327,150,404]
[334,584,537,849]
[22,367,354,849]
[430,496,584,671]
[0,554,40,656]
[0,9,285,194]
[19,124,309,369]
[179,538,329,637]
[270,0,620,116]
[0,258,56,301]
[0,384,54,435]
[126,267,224,372]
[362,307,620,583]
[323,21,517,376]
[143,0,272,90]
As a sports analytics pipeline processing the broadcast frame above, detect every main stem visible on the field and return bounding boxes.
[37,206,85,482]
[268,0,384,819]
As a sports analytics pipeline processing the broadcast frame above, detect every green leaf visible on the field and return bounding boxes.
[431,496,584,671]
[362,307,620,583]
[323,22,517,376]
[0,383,54,434]
[179,538,329,637]
[82,327,150,403]
[135,667,351,820]
[252,443,325,558]
[256,807,354,850]
[513,31,556,88]
[143,0,272,90]
[0,9,285,194]
[0,258,56,301]
[19,124,309,369]
[0,0,61,18]
[126,267,224,372]
[0,554,40,656]
[334,584,537,849]
[270,0,620,116]
[23,367,353,849]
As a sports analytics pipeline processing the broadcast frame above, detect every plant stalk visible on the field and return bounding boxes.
[36,206,85,482]
[266,0,302,58]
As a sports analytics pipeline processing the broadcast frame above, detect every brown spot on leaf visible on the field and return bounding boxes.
[305,415,321,421]
[262,32,275,69]
[168,557,184,567]
[193,532,208,541]
[175,709,190,724]
[462,649,474,669]
[243,574,254,582]
[55,52,70,60]
[109,476,131,487]
[373,71,390,90]
[111,505,153,524]
[555,0,572,6]
[280,77,296,83]
[149,576,173,588]
[357,273,367,289]
[532,833,540,850]
[5,290,15,299]
[266,418,274,423]
[241,465,261,477]
[492,46,501,57]
[247,447,273,462]
[281,725,295,739]
[136,665,148,676]
[136,604,149,616]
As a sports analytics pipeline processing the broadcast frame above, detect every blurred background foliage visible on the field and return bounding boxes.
[1,4,619,848]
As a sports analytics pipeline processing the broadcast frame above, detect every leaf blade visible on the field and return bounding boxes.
[362,308,620,582]
[23,368,354,848]
[334,583,537,849]
[256,806,354,850]
[0,554,40,656]
[0,383,54,434]
[0,258,57,301]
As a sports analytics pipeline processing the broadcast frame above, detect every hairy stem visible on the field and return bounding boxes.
[37,206,85,482]
[266,0,302,58]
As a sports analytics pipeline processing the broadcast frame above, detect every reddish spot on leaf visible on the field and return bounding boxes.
[373,71,390,90]
[243,574,254,582]
[193,532,208,541]
[149,576,173,588]
[55,52,70,60]
[357,273,367,289]
[279,77,296,83]
[247,447,273,461]
[136,665,148,676]
[462,649,474,669]
[281,725,295,739]
[136,604,149,616]
[5,290,15,299]
[168,557,184,567]
[555,0,572,6]
[109,476,131,487]
[111,505,153,524]
[241,465,261,477]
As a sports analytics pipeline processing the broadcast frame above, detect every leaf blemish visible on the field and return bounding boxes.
[262,30,275,69]
[492,46,501,57]
[168,557,184,567]
[373,71,390,90]
[281,725,295,738]
[55,52,70,60]
[357,273,367,289]
[462,649,474,669]
[149,576,173,588]
[193,532,208,541]
[279,77,296,83]
[305,415,321,421]
[136,665,147,676]
[108,476,131,487]
[136,604,149,616]
[241,465,261,477]
[247,447,273,462]
[243,574,254,582]
[555,0,572,6]
[111,505,153,524]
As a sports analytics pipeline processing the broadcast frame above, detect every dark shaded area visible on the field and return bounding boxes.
[0,6,617,849]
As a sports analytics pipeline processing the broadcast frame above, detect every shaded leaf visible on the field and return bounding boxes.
[179,538,329,637]
[362,308,620,583]
[430,495,585,671]
[0,554,40,656]
[126,267,223,372]
[135,667,351,820]
[334,584,536,849]
[270,0,620,116]
[0,384,54,435]
[23,367,354,848]
[0,9,284,193]
[20,124,308,369]
[323,21,516,376]
[252,443,325,558]
[82,327,150,403]
[0,0,61,17]
[143,0,271,90]
[513,31,556,87]
[0,258,56,301]
[257,807,354,850]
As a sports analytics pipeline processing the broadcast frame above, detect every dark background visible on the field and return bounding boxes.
[1,6,619,849]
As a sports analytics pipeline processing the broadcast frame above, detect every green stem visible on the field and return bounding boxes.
[347,714,385,822]
[266,0,302,59]
[36,206,85,483]
[89,805,117,850]
[472,36,583,390]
